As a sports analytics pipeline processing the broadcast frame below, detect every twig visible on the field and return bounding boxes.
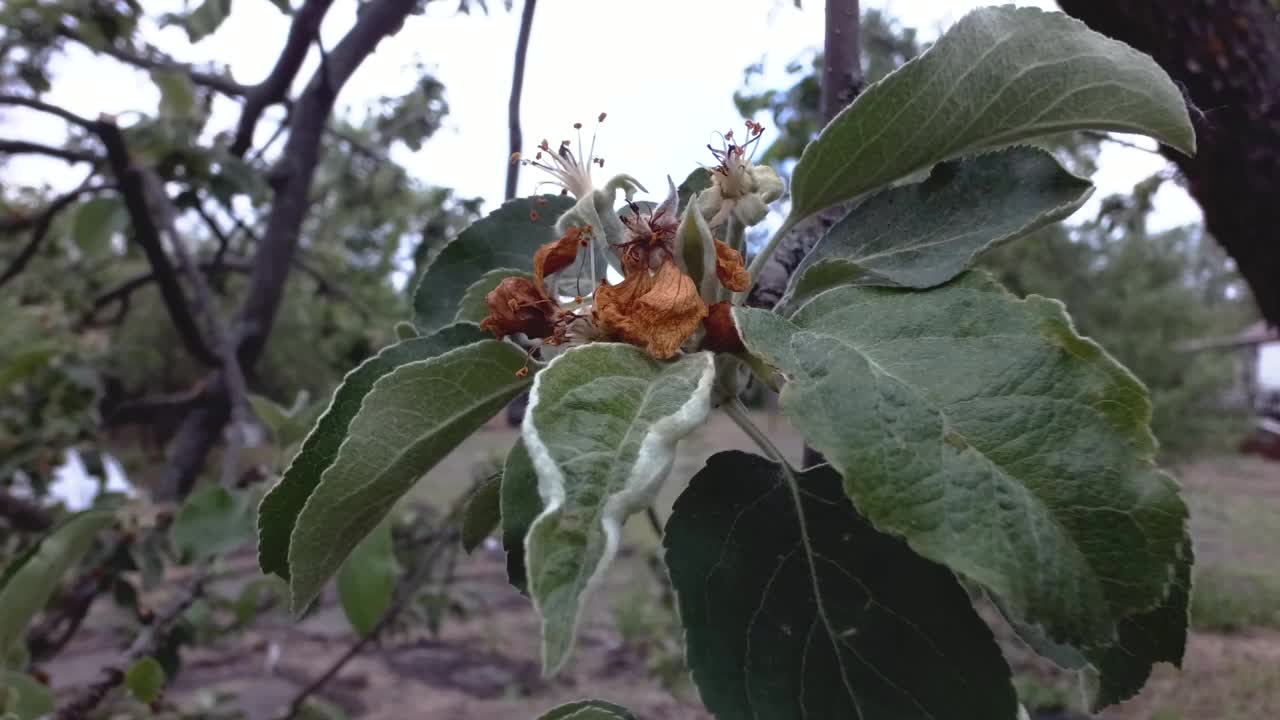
[52,564,209,720]
[94,120,220,367]
[0,94,97,130]
[279,530,460,719]
[0,138,99,164]
[230,0,336,156]
[143,171,252,489]
[56,25,247,97]
[0,491,53,532]
[504,0,537,200]
[0,178,109,289]
[83,259,252,329]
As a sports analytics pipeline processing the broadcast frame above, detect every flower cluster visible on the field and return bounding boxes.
[483,119,781,362]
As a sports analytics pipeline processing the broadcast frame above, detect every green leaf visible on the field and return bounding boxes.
[172,485,254,562]
[0,511,113,658]
[523,344,714,674]
[1,672,52,720]
[535,699,640,720]
[151,69,197,119]
[454,268,532,325]
[393,321,418,340]
[257,323,488,579]
[186,0,232,42]
[337,520,400,636]
[72,197,126,256]
[1087,533,1193,709]
[500,439,540,592]
[461,472,502,553]
[787,6,1195,224]
[286,339,532,611]
[782,147,1093,310]
[734,273,1188,656]
[412,195,574,334]
[676,167,713,212]
[124,657,165,703]
[665,451,1018,720]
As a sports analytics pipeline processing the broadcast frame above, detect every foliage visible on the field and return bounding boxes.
[248,6,1201,719]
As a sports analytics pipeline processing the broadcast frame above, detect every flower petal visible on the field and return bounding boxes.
[534,228,584,290]
[714,239,751,292]
[628,261,708,359]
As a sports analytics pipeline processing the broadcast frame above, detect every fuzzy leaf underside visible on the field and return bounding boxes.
[523,344,714,674]
[257,323,488,579]
[286,340,531,611]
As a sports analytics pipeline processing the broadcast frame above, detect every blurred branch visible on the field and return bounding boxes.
[159,0,420,499]
[1,179,110,289]
[52,564,209,720]
[143,172,253,489]
[0,94,96,130]
[57,26,247,97]
[821,0,862,120]
[0,139,99,164]
[0,491,53,533]
[229,0,337,156]
[93,120,220,367]
[504,0,537,200]
[83,259,252,329]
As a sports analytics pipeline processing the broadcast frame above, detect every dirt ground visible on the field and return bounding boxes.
[43,413,1280,719]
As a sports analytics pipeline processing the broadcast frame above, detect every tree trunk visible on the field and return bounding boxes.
[1059,0,1280,326]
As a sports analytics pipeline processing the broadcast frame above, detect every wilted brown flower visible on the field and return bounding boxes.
[594,261,707,359]
[480,276,559,340]
[713,239,750,292]
[702,301,745,353]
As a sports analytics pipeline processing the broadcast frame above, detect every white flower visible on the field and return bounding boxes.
[515,113,643,201]
[698,121,785,228]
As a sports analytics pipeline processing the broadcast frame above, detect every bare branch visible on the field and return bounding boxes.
[229,0,337,156]
[505,0,537,200]
[1,179,111,289]
[159,0,420,499]
[821,0,863,121]
[83,259,253,330]
[0,491,53,533]
[0,94,96,130]
[52,564,209,720]
[93,120,220,366]
[57,26,247,97]
[142,171,253,489]
[0,139,99,164]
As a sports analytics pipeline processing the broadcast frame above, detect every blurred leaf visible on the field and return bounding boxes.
[72,197,126,256]
[151,70,197,119]
[337,520,400,636]
[1,672,53,720]
[171,485,254,562]
[0,512,113,657]
[124,657,165,703]
[186,0,232,42]
[460,472,501,553]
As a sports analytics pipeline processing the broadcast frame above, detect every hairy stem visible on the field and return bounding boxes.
[722,397,794,473]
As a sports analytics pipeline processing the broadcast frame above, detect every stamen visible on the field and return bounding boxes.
[530,210,540,221]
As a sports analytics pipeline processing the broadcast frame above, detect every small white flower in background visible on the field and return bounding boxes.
[513,113,645,202]
[699,120,785,228]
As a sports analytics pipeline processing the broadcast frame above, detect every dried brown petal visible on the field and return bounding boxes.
[702,301,745,353]
[714,239,751,292]
[533,227,584,290]
[480,276,557,339]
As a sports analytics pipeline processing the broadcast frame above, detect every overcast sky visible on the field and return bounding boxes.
[2,0,1200,231]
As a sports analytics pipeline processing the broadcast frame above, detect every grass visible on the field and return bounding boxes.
[1191,566,1280,633]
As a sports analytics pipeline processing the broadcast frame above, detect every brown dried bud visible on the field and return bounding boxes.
[702,301,745,353]
[714,240,751,292]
